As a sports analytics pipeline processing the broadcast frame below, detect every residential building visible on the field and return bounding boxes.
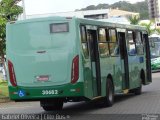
[108,9,139,18]
[148,0,160,20]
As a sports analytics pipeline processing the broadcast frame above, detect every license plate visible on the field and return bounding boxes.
[42,90,58,95]
[36,75,49,81]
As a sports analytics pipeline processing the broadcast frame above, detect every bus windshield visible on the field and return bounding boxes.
[149,37,160,59]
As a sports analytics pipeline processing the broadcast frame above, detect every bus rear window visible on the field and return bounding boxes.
[50,23,69,33]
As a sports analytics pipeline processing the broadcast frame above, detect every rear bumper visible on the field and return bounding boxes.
[8,82,84,101]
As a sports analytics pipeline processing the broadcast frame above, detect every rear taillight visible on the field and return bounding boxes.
[71,55,79,84]
[8,60,17,87]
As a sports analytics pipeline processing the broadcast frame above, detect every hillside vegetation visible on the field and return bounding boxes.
[77,0,148,20]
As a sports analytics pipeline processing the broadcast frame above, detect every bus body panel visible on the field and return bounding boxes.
[8,82,84,100]
[128,55,143,89]
[82,59,94,99]
[100,57,123,95]
[7,17,86,100]
[7,18,76,87]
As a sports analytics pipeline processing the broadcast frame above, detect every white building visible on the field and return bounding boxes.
[19,9,109,20]
[19,8,139,24]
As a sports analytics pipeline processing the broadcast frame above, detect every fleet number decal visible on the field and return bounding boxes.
[42,90,58,95]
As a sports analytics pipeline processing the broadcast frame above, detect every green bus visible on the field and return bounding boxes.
[149,36,160,70]
[6,16,152,111]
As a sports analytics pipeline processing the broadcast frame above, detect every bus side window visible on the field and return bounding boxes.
[80,26,89,59]
[135,32,144,55]
[98,28,109,58]
[87,31,95,61]
[109,29,119,56]
[127,31,136,55]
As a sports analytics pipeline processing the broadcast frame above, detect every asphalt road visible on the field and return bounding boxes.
[0,73,160,120]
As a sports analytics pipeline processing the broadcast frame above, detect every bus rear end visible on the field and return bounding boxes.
[6,17,84,110]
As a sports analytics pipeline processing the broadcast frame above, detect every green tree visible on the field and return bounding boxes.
[140,21,154,35]
[0,0,23,70]
[79,0,149,19]
[156,28,160,35]
[128,15,140,25]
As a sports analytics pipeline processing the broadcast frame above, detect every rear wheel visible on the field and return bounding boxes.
[134,71,145,95]
[134,85,142,95]
[40,99,63,111]
[104,79,114,107]
[131,71,143,95]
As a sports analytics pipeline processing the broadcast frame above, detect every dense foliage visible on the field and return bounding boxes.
[0,0,23,67]
[78,0,148,20]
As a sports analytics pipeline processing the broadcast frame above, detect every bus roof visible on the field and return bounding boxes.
[77,18,146,31]
[9,16,146,31]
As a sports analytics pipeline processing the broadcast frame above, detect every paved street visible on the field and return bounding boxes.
[0,73,160,119]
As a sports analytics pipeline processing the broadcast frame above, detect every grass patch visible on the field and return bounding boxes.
[0,80,9,97]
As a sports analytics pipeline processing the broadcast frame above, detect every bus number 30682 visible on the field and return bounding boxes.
[42,90,58,95]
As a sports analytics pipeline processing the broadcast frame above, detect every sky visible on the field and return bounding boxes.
[21,0,145,15]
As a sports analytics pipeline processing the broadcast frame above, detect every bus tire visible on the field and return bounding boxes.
[134,77,142,95]
[134,85,142,95]
[104,79,114,107]
[130,71,143,95]
[40,99,63,111]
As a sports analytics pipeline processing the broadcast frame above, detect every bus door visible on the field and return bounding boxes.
[143,32,152,83]
[117,30,129,90]
[127,31,146,88]
[86,26,101,97]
